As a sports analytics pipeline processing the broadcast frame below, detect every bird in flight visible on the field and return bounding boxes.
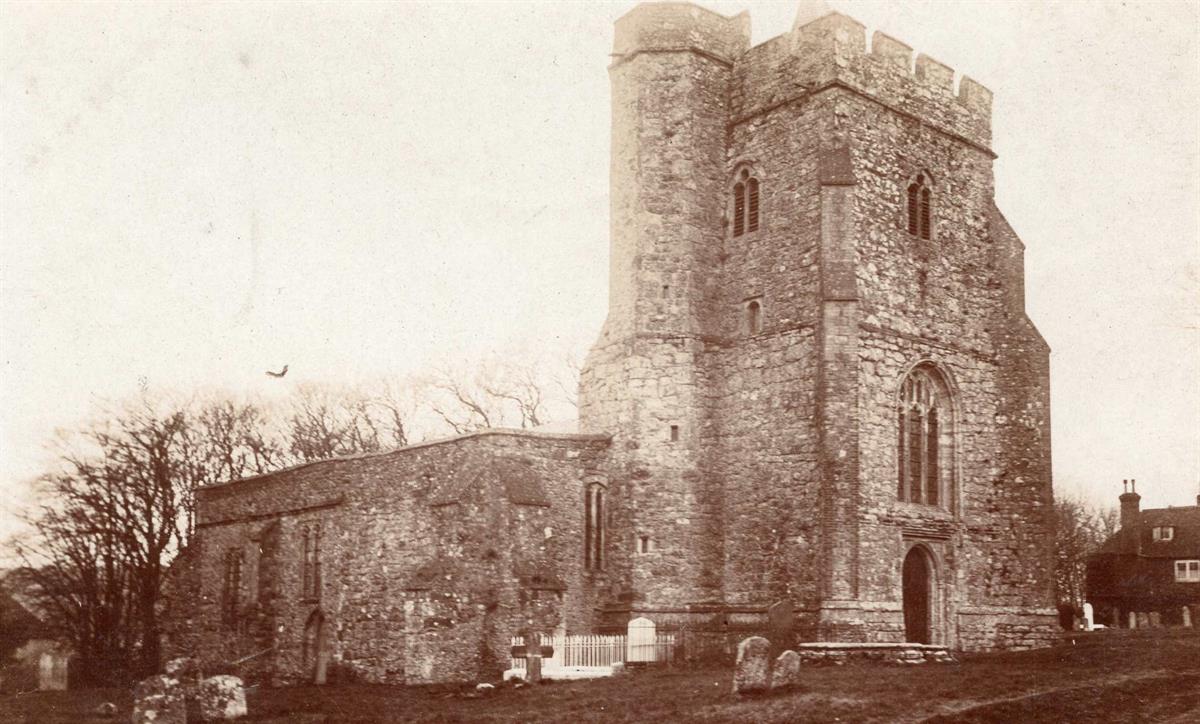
[266,364,289,378]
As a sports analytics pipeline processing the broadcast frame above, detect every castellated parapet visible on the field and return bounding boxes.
[582,1,1053,650]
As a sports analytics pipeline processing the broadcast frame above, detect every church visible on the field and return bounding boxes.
[163,2,1059,685]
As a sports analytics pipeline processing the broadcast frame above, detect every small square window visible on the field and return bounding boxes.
[1153,526,1175,542]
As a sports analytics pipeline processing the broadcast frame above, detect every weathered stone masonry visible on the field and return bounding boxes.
[164,431,610,684]
[165,2,1058,685]
[579,4,1056,647]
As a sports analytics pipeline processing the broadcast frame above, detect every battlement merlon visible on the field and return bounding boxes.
[612,3,751,67]
[729,10,994,150]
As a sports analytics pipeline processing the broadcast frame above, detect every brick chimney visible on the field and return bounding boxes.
[1119,479,1141,529]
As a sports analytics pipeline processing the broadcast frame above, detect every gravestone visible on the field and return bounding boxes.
[1136,611,1149,629]
[197,675,248,720]
[1148,611,1162,628]
[37,651,70,691]
[732,636,770,695]
[767,599,794,658]
[770,650,801,691]
[1082,602,1094,631]
[627,617,656,664]
[132,675,185,724]
[1183,605,1193,628]
[1128,611,1137,629]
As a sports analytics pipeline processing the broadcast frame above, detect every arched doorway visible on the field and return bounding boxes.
[902,546,934,644]
[301,610,327,684]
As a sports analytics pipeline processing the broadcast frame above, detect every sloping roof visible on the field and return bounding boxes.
[0,569,51,648]
[428,457,550,508]
[1094,505,1200,559]
[1136,506,1200,558]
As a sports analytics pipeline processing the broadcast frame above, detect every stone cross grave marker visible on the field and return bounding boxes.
[627,617,656,663]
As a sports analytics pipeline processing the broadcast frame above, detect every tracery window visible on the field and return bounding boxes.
[732,169,761,237]
[897,366,951,506]
[222,548,243,623]
[906,173,932,240]
[301,523,322,600]
[584,483,605,570]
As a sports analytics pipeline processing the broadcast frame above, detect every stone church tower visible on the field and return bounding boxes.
[168,3,1059,687]
[580,2,1057,647]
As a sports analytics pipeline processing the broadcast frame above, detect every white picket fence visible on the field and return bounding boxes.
[508,631,676,678]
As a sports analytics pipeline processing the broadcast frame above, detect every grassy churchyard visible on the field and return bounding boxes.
[2,629,1198,723]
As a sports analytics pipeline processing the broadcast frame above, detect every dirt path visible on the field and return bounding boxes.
[915,670,1200,723]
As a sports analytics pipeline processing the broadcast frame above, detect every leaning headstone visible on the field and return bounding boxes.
[1183,605,1193,628]
[767,599,794,658]
[770,650,801,691]
[132,675,185,724]
[197,675,247,720]
[1148,611,1162,628]
[732,636,771,695]
[627,617,656,663]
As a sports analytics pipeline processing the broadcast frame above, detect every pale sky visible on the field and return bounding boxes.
[2,1,1198,548]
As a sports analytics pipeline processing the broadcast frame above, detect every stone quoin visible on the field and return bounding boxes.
[161,2,1059,685]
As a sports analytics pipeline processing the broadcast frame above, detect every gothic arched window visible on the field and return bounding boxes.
[584,483,606,570]
[897,365,952,505]
[732,169,761,237]
[746,299,762,335]
[301,523,322,601]
[906,173,932,240]
[222,548,243,624]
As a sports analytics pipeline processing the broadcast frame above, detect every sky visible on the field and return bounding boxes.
[2,0,1198,549]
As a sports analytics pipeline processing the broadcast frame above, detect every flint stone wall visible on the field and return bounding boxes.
[164,430,609,686]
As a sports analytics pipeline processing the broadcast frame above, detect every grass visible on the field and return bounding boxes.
[2,629,1198,723]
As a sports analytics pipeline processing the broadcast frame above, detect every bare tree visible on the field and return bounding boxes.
[550,350,582,411]
[425,365,503,434]
[285,383,413,462]
[15,400,199,680]
[370,376,421,448]
[424,354,568,434]
[189,398,285,484]
[1055,495,1117,610]
[481,361,545,429]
